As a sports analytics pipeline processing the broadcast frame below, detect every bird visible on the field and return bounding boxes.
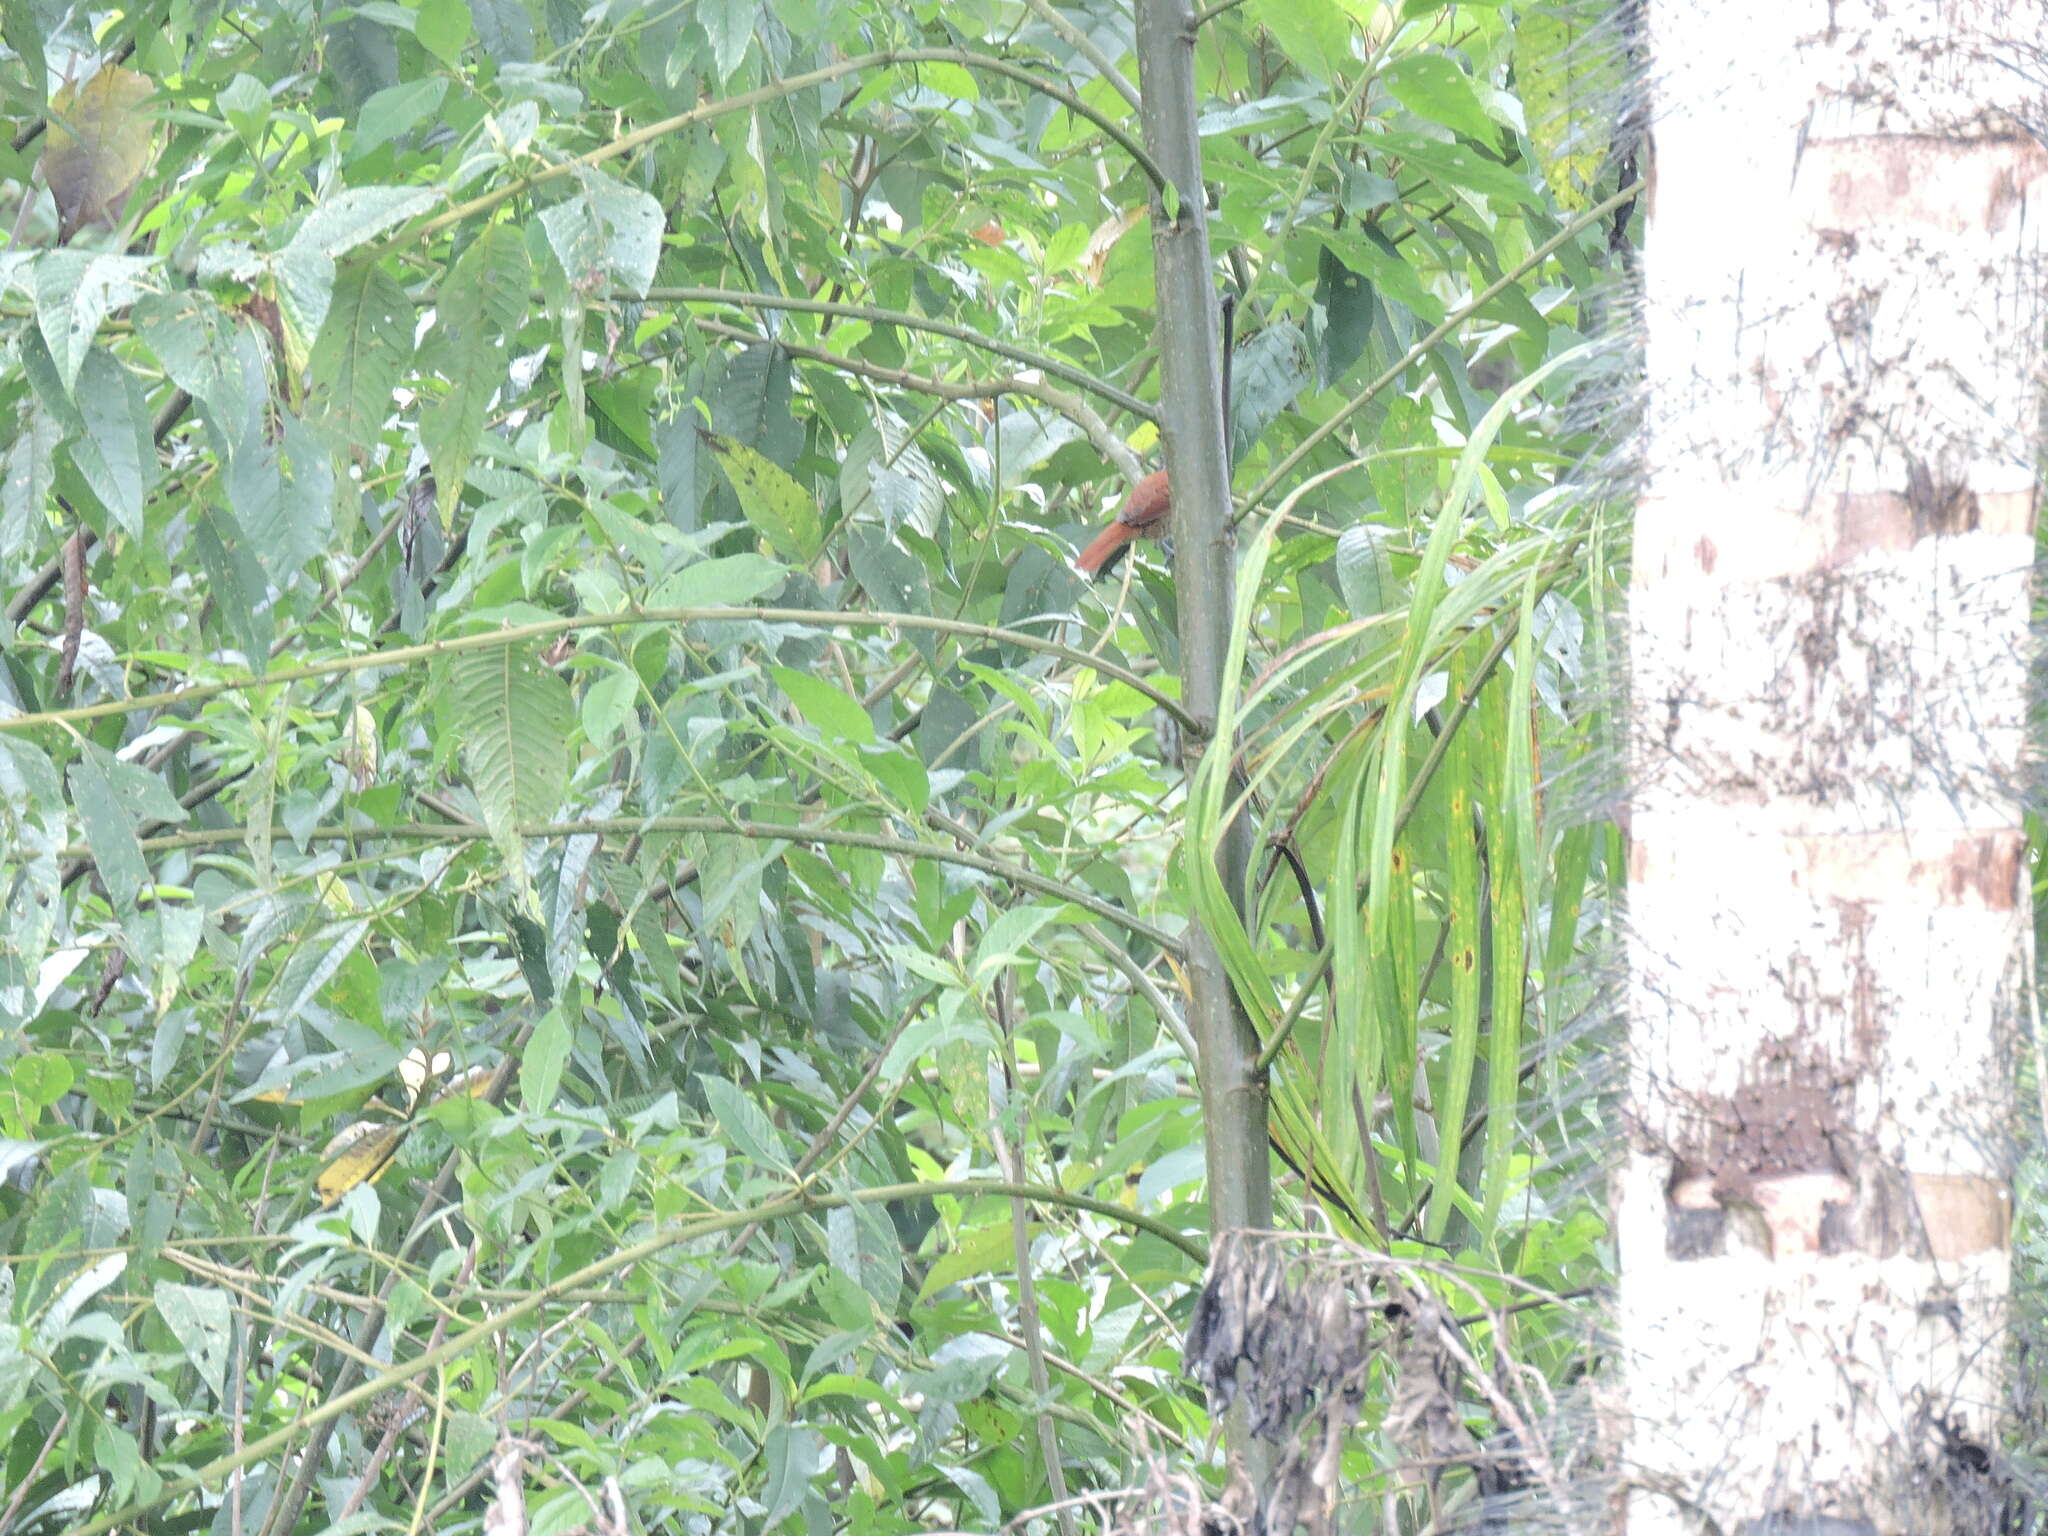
[1074,469,1172,578]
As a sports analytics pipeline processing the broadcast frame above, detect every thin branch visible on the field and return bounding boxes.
[0,605,1193,734]
[66,1179,1206,1536]
[79,813,1187,956]
[397,49,1171,250]
[636,286,1153,421]
[1023,0,1143,113]
[691,316,1143,480]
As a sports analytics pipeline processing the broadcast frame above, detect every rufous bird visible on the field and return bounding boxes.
[1074,469,1172,578]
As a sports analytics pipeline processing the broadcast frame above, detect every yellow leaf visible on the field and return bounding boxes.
[41,66,156,242]
[316,1119,408,1205]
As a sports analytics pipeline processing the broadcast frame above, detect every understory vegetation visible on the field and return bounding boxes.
[0,2,1686,1532]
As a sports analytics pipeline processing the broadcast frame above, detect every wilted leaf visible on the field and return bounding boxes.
[41,67,155,242]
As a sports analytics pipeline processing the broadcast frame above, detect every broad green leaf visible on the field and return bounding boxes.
[132,290,259,425]
[970,904,1062,983]
[271,918,372,1020]
[771,666,874,745]
[352,76,448,155]
[1382,55,1499,142]
[521,1003,570,1109]
[68,746,152,955]
[1336,524,1397,616]
[154,1282,233,1401]
[0,404,60,565]
[445,643,574,860]
[918,1221,1015,1299]
[68,348,155,538]
[421,224,531,517]
[649,553,788,608]
[841,416,944,536]
[700,1076,791,1172]
[1247,0,1354,83]
[10,1050,73,1114]
[758,1425,820,1531]
[35,252,156,392]
[308,261,414,447]
[192,504,275,665]
[279,187,436,351]
[35,1252,124,1349]
[701,0,757,83]
[1229,321,1311,463]
[1314,242,1376,383]
[540,171,664,297]
[416,0,471,64]
[230,415,335,579]
[827,1203,903,1311]
[1517,8,1623,209]
[860,744,929,816]
[1377,132,1542,208]
[701,431,822,563]
[846,527,933,658]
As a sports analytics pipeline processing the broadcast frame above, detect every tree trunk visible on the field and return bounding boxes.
[1619,4,2045,1531]
[1133,0,1273,1241]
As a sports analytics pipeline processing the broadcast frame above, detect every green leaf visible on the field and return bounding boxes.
[771,666,874,745]
[154,1282,233,1401]
[308,261,414,448]
[1,404,61,565]
[446,643,574,863]
[10,1050,74,1113]
[847,527,933,658]
[700,430,822,563]
[34,251,155,393]
[649,553,789,608]
[416,0,471,65]
[279,187,435,344]
[860,744,929,816]
[1377,132,1540,208]
[68,745,153,958]
[1336,525,1397,616]
[539,171,664,297]
[521,1003,570,1109]
[700,1076,790,1172]
[422,224,531,516]
[1382,55,1499,142]
[470,0,534,63]
[970,904,1062,983]
[759,1425,821,1531]
[510,910,555,1006]
[271,918,372,1020]
[700,0,757,84]
[132,290,259,425]
[1517,8,1623,210]
[352,76,448,156]
[1229,321,1311,463]
[67,348,155,538]
[840,417,944,536]
[1247,0,1355,83]
[1314,241,1377,383]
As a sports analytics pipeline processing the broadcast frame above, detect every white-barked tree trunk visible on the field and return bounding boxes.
[1619,3,2046,1530]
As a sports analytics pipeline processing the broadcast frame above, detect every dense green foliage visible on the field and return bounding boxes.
[0,2,1632,1531]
